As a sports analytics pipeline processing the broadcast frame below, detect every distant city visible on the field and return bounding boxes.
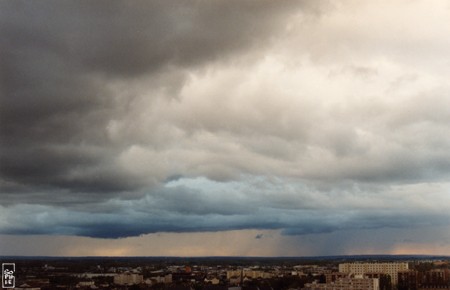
[1,255,449,290]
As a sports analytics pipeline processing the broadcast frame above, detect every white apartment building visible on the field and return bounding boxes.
[304,276,379,290]
[227,269,273,280]
[338,263,409,285]
[113,272,144,285]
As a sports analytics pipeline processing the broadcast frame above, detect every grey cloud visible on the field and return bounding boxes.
[0,0,313,195]
[1,192,448,239]
[1,176,449,238]
[1,0,450,242]
[1,0,307,77]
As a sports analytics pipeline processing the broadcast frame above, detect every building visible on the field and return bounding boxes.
[365,273,393,290]
[146,273,173,285]
[227,269,273,281]
[398,270,419,290]
[77,281,95,287]
[304,275,379,290]
[421,269,450,287]
[326,273,350,283]
[227,270,243,280]
[418,287,450,290]
[205,277,220,285]
[113,272,144,285]
[398,269,450,290]
[338,263,409,285]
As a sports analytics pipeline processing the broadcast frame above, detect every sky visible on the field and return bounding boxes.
[1,0,450,257]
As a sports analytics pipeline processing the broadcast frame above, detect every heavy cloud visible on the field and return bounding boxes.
[1,0,450,240]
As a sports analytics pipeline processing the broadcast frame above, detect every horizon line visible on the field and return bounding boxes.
[1,254,449,259]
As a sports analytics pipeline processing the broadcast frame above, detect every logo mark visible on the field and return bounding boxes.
[2,263,15,288]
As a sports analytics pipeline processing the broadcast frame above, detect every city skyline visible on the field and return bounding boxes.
[1,0,450,256]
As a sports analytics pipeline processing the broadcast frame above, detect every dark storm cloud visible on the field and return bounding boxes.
[1,1,304,77]
[1,0,450,242]
[2,189,448,239]
[1,175,449,239]
[0,0,307,195]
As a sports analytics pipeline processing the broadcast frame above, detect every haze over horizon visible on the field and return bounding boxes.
[1,0,450,257]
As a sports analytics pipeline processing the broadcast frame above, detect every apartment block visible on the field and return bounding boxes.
[304,275,379,290]
[339,263,409,285]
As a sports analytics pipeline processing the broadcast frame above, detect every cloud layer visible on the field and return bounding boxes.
[1,0,450,247]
